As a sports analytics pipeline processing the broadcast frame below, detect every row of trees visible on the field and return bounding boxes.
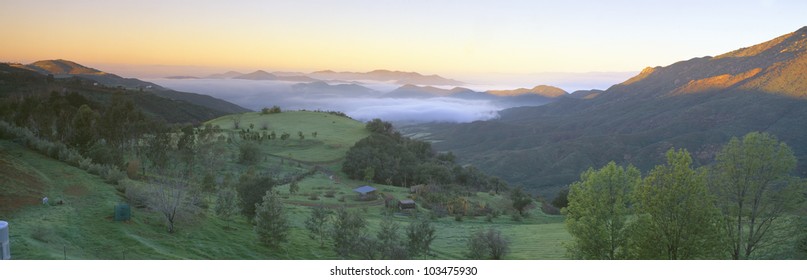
[1,92,152,167]
[307,207,437,259]
[564,132,805,259]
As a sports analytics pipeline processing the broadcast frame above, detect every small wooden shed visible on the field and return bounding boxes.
[398,199,416,210]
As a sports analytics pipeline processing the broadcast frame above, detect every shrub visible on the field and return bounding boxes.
[239,141,261,165]
[79,157,93,170]
[467,228,510,260]
[103,166,126,185]
[308,192,320,200]
[123,181,149,208]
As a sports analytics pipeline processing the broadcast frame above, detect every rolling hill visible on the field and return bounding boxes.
[412,26,807,197]
[0,62,240,123]
[11,60,249,115]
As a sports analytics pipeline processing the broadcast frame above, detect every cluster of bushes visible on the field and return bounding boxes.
[260,106,282,114]
[0,120,126,184]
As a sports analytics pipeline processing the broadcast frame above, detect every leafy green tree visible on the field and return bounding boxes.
[254,190,289,248]
[237,172,276,219]
[467,228,510,260]
[214,186,240,229]
[552,188,569,209]
[630,148,724,259]
[145,130,173,171]
[305,205,331,247]
[510,187,533,217]
[70,104,98,152]
[363,166,375,183]
[289,179,300,194]
[564,162,640,259]
[710,132,804,259]
[376,217,407,259]
[331,207,367,259]
[406,218,436,258]
[176,125,197,176]
[366,118,393,134]
[238,141,261,165]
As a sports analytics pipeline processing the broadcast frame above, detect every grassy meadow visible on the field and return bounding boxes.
[0,111,571,260]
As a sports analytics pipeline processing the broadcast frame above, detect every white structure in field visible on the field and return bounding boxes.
[0,220,9,260]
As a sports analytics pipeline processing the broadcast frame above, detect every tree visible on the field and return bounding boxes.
[150,177,187,233]
[237,173,276,219]
[331,207,367,259]
[214,186,240,229]
[551,188,569,209]
[289,179,300,194]
[366,118,393,134]
[69,104,98,152]
[376,217,407,259]
[363,166,375,183]
[239,141,261,165]
[467,228,510,259]
[510,187,533,217]
[176,125,196,176]
[305,205,331,248]
[145,130,173,171]
[563,162,640,259]
[406,218,436,258]
[630,148,724,259]
[254,190,289,248]
[232,115,242,129]
[710,132,803,259]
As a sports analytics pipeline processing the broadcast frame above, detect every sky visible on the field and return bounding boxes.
[1,0,806,81]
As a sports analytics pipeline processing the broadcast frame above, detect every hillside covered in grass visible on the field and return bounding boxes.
[0,105,570,260]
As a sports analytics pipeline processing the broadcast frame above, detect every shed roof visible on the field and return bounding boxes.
[353,186,377,194]
[399,199,416,204]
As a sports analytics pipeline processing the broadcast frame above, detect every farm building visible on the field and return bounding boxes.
[353,185,377,201]
[398,199,416,210]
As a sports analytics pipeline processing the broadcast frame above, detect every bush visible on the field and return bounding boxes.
[261,106,282,114]
[239,141,261,165]
[103,166,126,185]
[467,228,510,260]
[308,192,320,200]
[541,202,561,215]
[123,181,149,208]
[79,157,93,170]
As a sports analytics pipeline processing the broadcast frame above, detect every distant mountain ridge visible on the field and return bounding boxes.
[384,84,564,108]
[487,85,567,97]
[203,69,466,86]
[309,69,466,86]
[11,60,250,114]
[414,26,807,197]
[609,26,807,99]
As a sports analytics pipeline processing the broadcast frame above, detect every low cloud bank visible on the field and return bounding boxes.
[149,79,501,123]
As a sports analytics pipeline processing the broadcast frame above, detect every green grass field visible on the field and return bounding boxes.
[205,111,370,163]
[0,110,572,260]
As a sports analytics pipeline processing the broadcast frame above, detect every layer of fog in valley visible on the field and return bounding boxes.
[147,71,633,123]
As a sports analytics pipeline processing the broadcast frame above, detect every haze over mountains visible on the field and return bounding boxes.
[151,69,571,122]
[409,26,807,197]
